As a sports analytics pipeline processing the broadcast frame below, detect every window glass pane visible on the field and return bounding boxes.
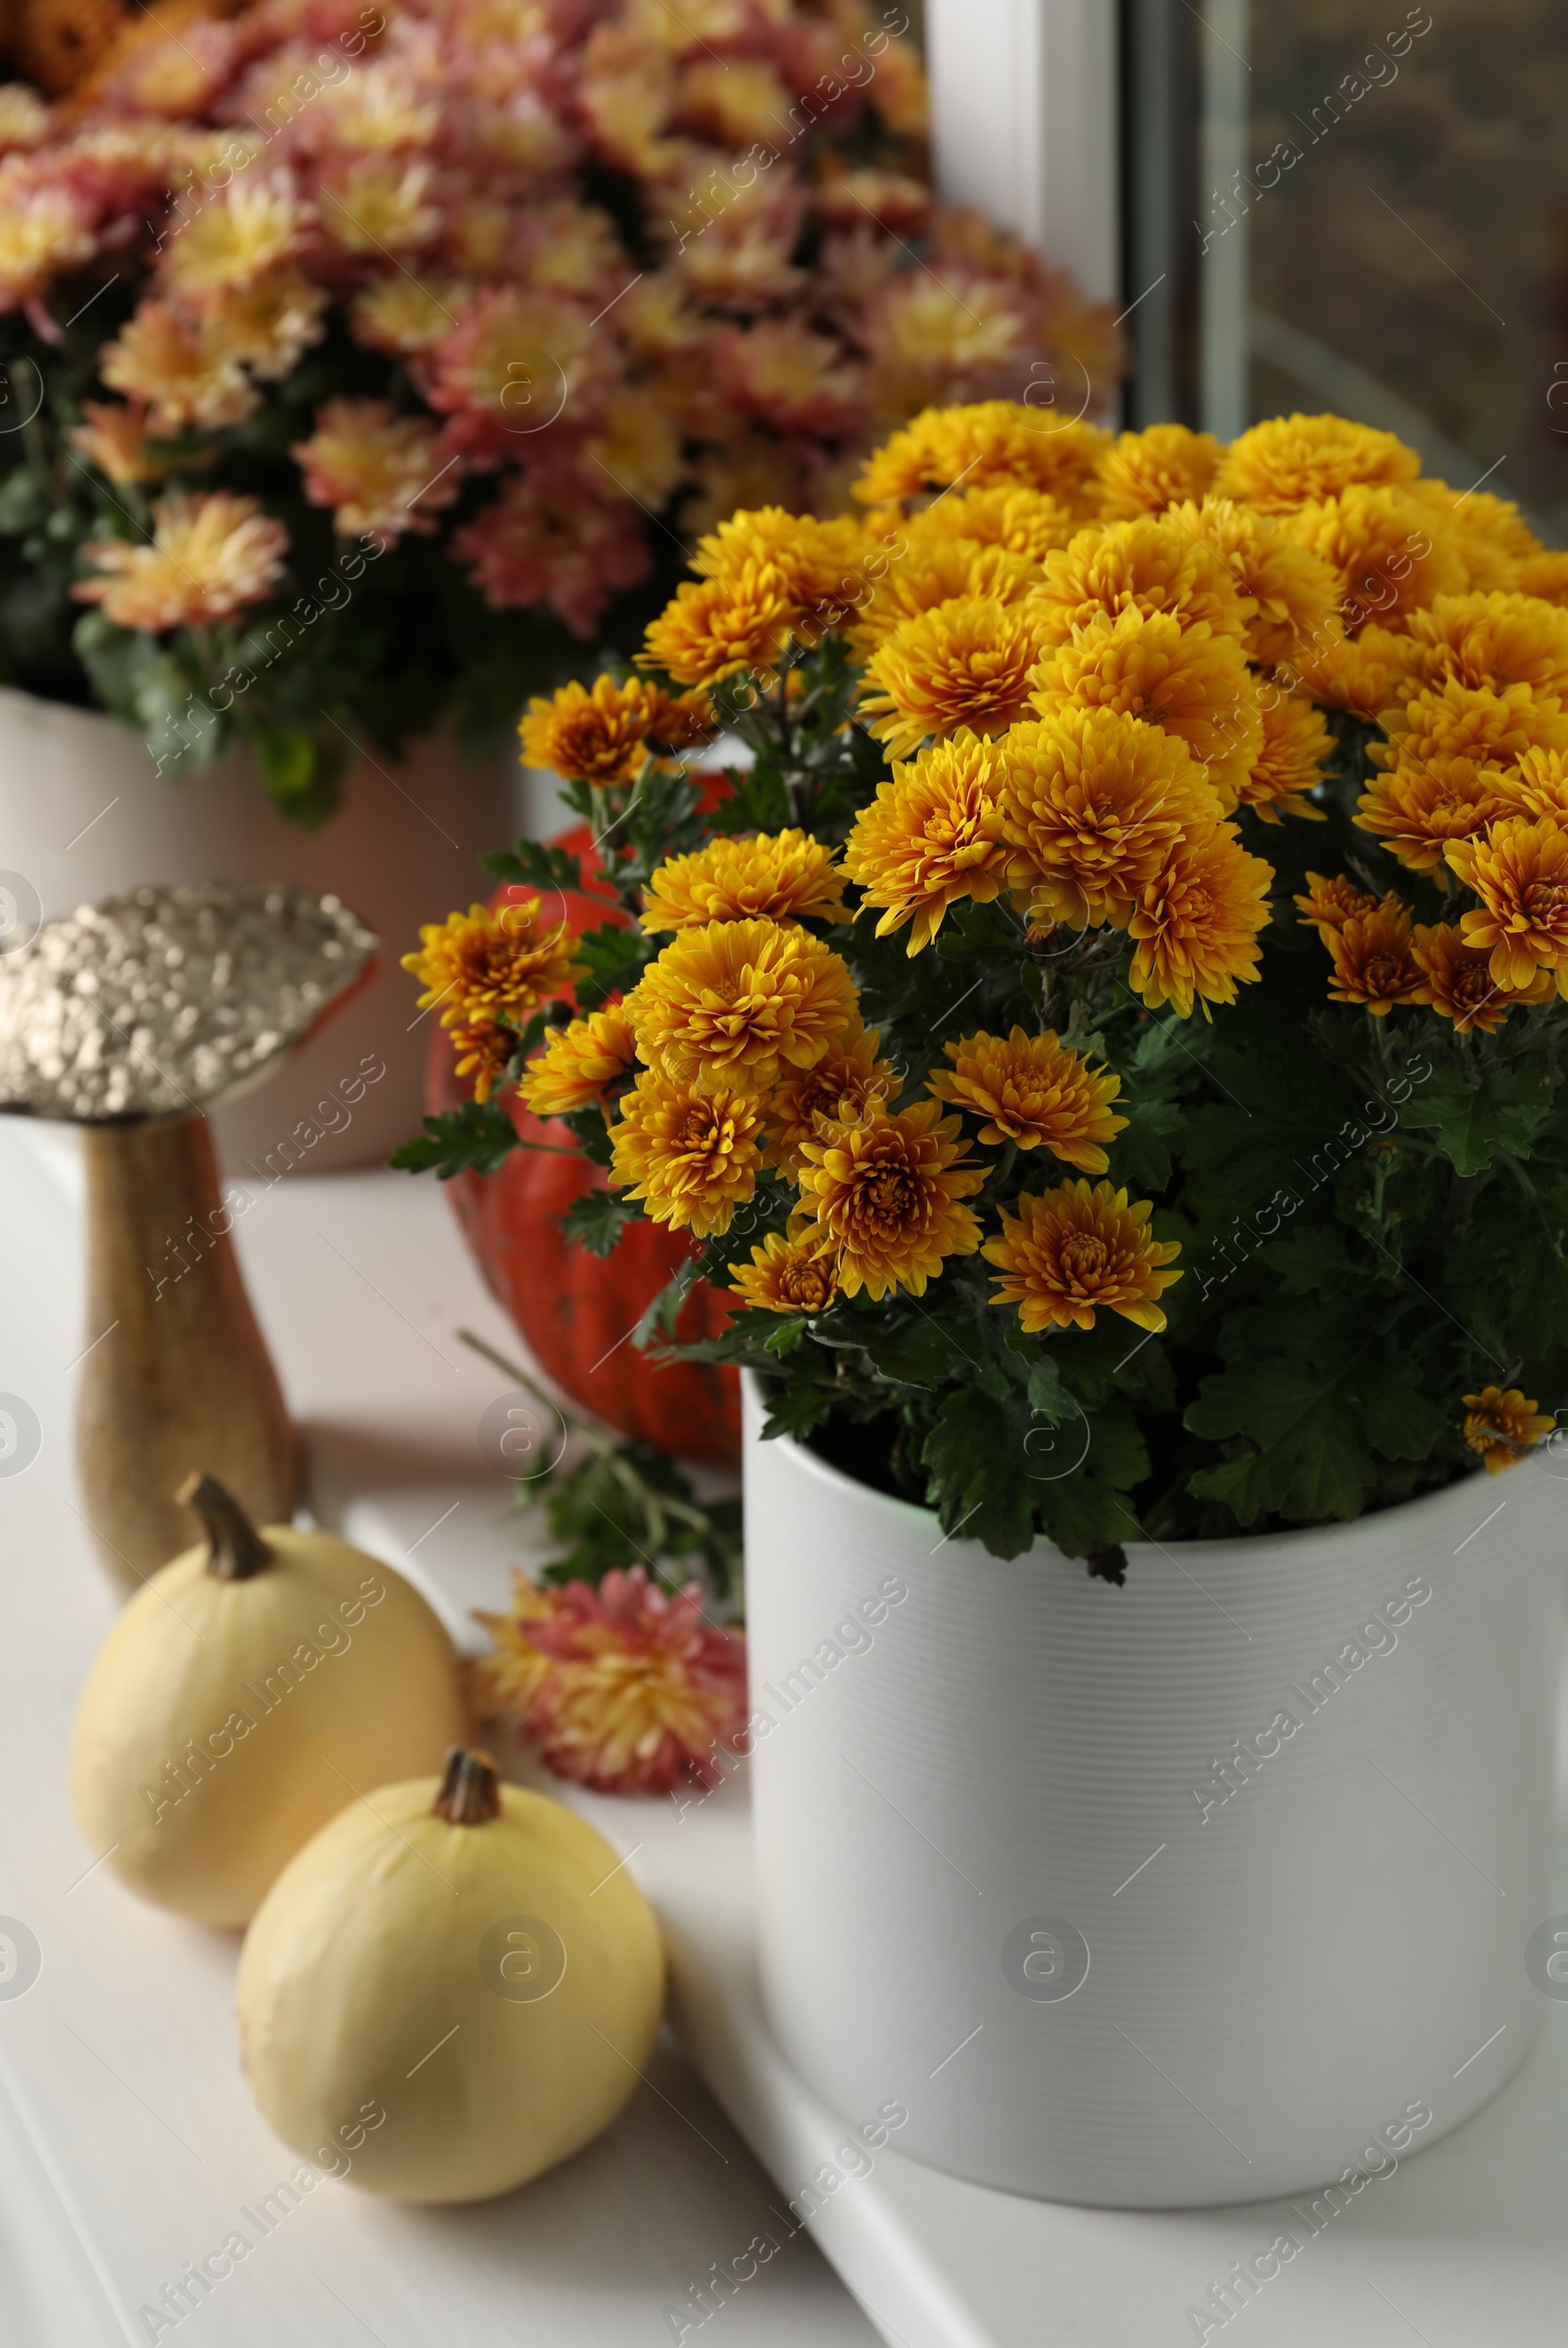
[1247,2,1566,533]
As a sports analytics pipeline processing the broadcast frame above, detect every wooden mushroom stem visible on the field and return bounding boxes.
[178,1472,272,1580]
[433,1747,502,1826]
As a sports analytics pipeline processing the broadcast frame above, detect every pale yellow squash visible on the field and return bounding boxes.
[235,1749,665,2202]
[70,1478,466,1926]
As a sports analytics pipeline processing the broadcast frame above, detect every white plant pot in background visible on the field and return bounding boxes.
[0,686,521,1171]
[743,1375,1567,2208]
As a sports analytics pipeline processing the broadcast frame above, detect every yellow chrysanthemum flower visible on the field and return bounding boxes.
[999,705,1219,930]
[518,674,706,788]
[517,1006,637,1119]
[1396,592,1568,702]
[352,273,466,356]
[927,1026,1126,1170]
[641,831,848,933]
[0,175,93,307]
[727,1230,840,1314]
[74,492,287,632]
[1032,514,1252,650]
[1375,678,1568,777]
[1028,607,1262,814]
[852,402,1107,514]
[904,483,1080,564]
[1293,625,1416,722]
[1215,413,1422,514]
[1173,495,1343,671]
[1461,1387,1555,1474]
[159,170,311,299]
[1286,486,1467,634]
[640,559,794,686]
[402,899,586,1101]
[320,157,440,254]
[1098,424,1222,519]
[1446,816,1568,991]
[1321,901,1426,1015]
[1125,825,1273,1018]
[763,1024,903,1176]
[848,541,1038,657]
[1295,873,1382,935]
[858,594,1049,759]
[626,918,859,1096]
[983,1179,1182,1334]
[841,728,1016,954]
[795,1099,985,1301]
[1414,483,1542,593]
[1355,756,1518,874]
[609,1068,764,1237]
[1411,923,1551,1035]
[1234,692,1331,824]
[690,507,872,640]
[100,298,259,431]
[205,268,327,383]
[1494,745,1568,822]
[291,398,454,542]
[1515,552,1568,608]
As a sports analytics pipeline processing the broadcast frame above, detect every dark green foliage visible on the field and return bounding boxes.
[389,1101,536,1179]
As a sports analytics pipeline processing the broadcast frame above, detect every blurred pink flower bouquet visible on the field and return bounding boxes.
[0,0,1121,820]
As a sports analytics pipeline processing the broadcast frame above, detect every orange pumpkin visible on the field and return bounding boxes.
[427,822,741,1466]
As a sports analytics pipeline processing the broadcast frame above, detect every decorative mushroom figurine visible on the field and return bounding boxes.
[0,881,377,1591]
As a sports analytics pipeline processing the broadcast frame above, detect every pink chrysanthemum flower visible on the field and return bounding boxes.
[74,491,287,631]
[467,1567,748,1796]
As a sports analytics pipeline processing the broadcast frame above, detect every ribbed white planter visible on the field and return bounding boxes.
[743,1376,1567,2207]
[0,687,518,1170]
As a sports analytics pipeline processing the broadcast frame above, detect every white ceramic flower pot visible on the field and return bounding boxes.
[743,1375,1567,2207]
[0,687,522,1170]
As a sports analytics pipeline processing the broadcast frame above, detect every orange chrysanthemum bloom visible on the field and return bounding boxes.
[1410,923,1551,1035]
[1446,816,1568,990]
[691,507,872,640]
[352,273,465,356]
[1355,755,1519,874]
[999,706,1220,930]
[627,918,858,1096]
[642,831,848,933]
[291,398,454,542]
[206,269,327,383]
[1396,591,1568,701]
[1493,745,1568,822]
[1322,902,1426,1015]
[100,298,258,431]
[402,898,586,1100]
[847,541,1038,657]
[74,492,286,632]
[1515,552,1568,607]
[1098,423,1222,519]
[1460,1388,1555,1477]
[1029,607,1262,813]
[0,175,93,308]
[1173,496,1343,670]
[906,483,1080,564]
[1031,514,1252,651]
[517,1005,637,1118]
[468,1568,747,1795]
[68,399,175,489]
[521,674,659,788]
[1376,678,1568,777]
[641,559,794,686]
[1125,825,1273,1017]
[983,1179,1183,1334]
[763,1023,903,1175]
[1287,486,1467,633]
[1294,872,1382,934]
[1293,625,1415,722]
[842,730,1015,953]
[858,594,1049,759]
[609,1068,764,1236]
[796,1099,985,1301]
[1234,692,1331,823]
[853,401,1107,514]
[1414,484,1542,592]
[1215,413,1422,514]
[728,1230,841,1314]
[927,1026,1126,1169]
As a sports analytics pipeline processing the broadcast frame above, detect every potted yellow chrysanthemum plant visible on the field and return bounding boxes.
[404,401,1568,2208]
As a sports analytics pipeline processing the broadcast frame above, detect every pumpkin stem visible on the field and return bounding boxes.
[178,1473,271,1580]
[433,1746,502,1825]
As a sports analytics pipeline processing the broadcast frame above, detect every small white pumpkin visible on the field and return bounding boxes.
[70,1476,466,1926]
[236,1748,664,2203]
